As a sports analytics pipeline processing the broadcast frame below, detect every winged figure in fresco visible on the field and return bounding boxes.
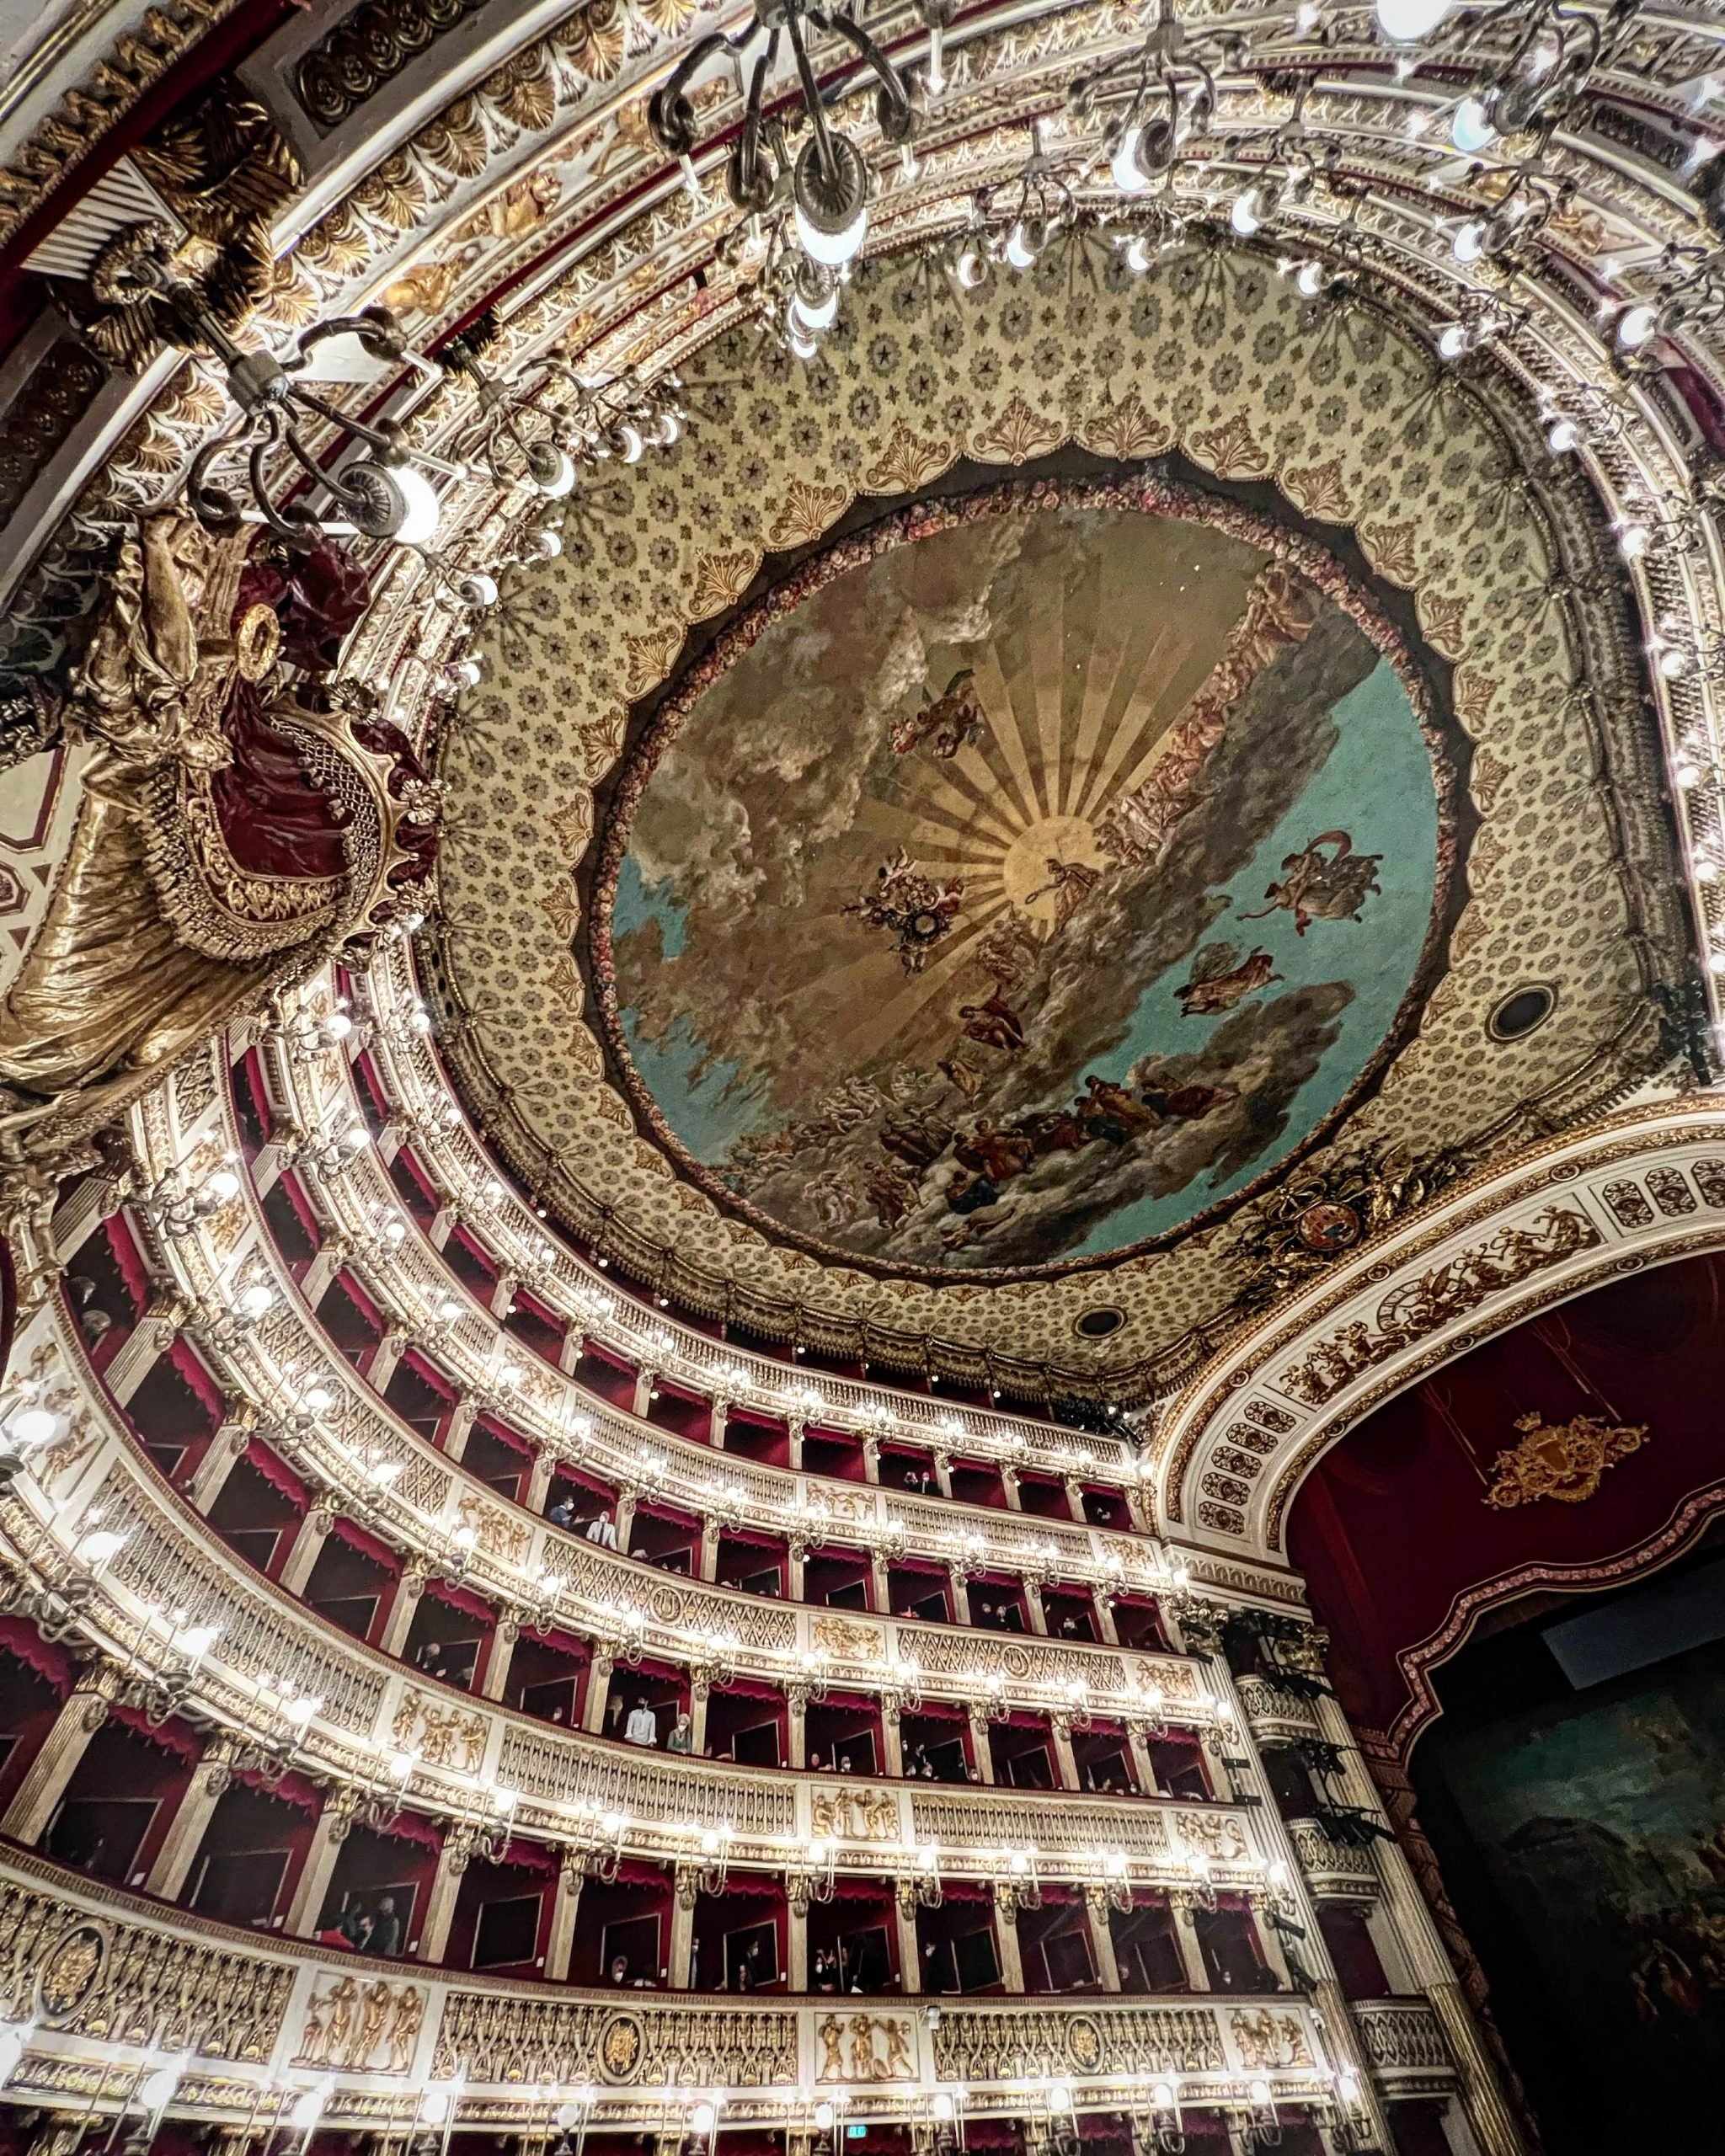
[844,849,965,974]
[1175,942,1282,1017]
[891,668,985,760]
[1241,830,1381,935]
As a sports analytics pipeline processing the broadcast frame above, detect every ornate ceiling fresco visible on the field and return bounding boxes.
[430,253,1676,1382]
[596,484,1451,1278]
[0,0,1722,1396]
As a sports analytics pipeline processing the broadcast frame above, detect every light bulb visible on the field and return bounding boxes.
[789,328,820,361]
[1230,187,1264,236]
[303,1386,333,1414]
[533,527,563,558]
[617,424,645,464]
[1452,218,1487,263]
[206,1167,242,1202]
[789,285,840,336]
[795,195,868,267]
[1450,96,1497,152]
[1436,323,1470,360]
[461,572,499,609]
[8,1407,57,1450]
[955,246,985,288]
[1617,302,1660,350]
[138,2066,179,2114]
[389,463,441,547]
[1295,259,1324,296]
[323,1011,353,1042]
[0,2026,24,2085]
[289,2088,326,2132]
[1375,0,1455,35]
[449,658,483,690]
[692,2105,716,2136]
[1124,236,1153,275]
[537,449,577,499]
[238,1283,275,1319]
[419,2089,450,2126]
[1151,2082,1177,2111]
[1004,221,1039,270]
[1546,417,1580,452]
[933,2095,954,2124]
[1110,125,1149,195]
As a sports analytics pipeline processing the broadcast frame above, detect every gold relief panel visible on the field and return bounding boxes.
[392,1685,487,1774]
[810,1615,883,1662]
[816,2013,916,2083]
[932,2004,1226,2084]
[294,1976,426,2073]
[810,1787,900,1844]
[430,1993,798,2087]
[1227,2009,1316,2073]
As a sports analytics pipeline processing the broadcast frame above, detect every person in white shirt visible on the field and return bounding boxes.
[623,1698,659,1746]
[586,1512,617,1549]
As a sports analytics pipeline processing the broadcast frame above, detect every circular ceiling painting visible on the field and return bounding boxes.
[594,478,1458,1278]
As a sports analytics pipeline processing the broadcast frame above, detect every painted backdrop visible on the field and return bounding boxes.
[603,488,1450,1274]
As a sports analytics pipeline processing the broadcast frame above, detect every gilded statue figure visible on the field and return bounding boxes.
[0,515,438,1144]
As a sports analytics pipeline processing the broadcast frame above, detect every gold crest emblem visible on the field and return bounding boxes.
[598,2010,644,2083]
[1483,1412,1648,1509]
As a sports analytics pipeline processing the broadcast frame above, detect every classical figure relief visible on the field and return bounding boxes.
[0,516,437,1150]
[811,1786,900,1842]
[1176,1812,1249,1863]
[1229,1141,1465,1317]
[1279,1206,1602,1407]
[392,1686,485,1773]
[1483,1411,1648,1509]
[816,2013,915,2081]
[810,1615,882,1662]
[295,1975,425,2073]
[1228,2009,1315,2071]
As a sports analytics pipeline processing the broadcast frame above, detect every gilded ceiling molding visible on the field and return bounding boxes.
[1153,1096,1725,1560]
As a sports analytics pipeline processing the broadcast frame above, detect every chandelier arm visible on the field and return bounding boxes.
[247,432,323,542]
[732,40,780,212]
[820,13,915,141]
[649,29,739,157]
[787,6,842,187]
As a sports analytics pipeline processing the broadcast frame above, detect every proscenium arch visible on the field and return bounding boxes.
[1151,1094,1725,1566]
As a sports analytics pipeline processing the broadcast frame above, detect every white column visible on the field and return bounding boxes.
[1049,1714,1080,1791]
[933,1452,953,1501]
[1063,1477,1088,1526]
[1,1674,114,1844]
[444,1396,478,1462]
[699,1518,720,1583]
[948,1569,971,1624]
[1084,1887,1122,1992]
[993,1884,1026,1991]
[184,1417,254,1514]
[968,1708,996,1784]
[1171,1896,1211,1992]
[862,1438,881,1486]
[103,1306,176,1406]
[144,1741,234,1900]
[1024,1583,1049,1636]
[416,1828,473,1963]
[545,1859,582,1981]
[286,1792,358,1937]
[490,1271,518,1320]
[1001,1467,1023,1513]
[278,1506,333,1595]
[480,1618,516,1701]
[895,1882,921,1994]
[670,1865,697,1988]
[368,1331,406,1393]
[788,1885,809,1991]
[526,1447,553,1516]
[582,1651,614,1735]
[379,1566,425,1657]
[631,1367,656,1419]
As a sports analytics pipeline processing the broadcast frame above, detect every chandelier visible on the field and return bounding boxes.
[1066,0,1233,195]
[649,0,949,342]
[87,224,448,547]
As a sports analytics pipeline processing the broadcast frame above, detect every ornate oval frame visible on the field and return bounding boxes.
[586,470,1466,1283]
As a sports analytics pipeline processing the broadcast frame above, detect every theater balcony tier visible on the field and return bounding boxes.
[0,1849,1450,2140]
